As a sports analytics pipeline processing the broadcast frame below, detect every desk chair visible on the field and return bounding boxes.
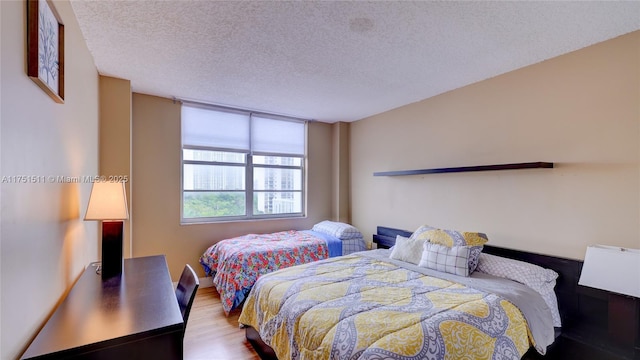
[176,264,199,335]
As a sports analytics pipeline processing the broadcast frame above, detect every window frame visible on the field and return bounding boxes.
[180,106,307,224]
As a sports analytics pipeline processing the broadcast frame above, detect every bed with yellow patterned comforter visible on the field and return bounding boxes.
[238,249,555,360]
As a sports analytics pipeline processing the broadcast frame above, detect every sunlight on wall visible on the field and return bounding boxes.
[0,0,99,358]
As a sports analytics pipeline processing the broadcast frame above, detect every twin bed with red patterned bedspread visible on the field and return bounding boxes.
[200,222,366,313]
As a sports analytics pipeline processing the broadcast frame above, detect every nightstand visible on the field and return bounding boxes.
[559,286,640,360]
[523,335,628,360]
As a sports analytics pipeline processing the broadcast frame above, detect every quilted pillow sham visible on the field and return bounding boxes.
[418,242,471,277]
[312,221,362,240]
[389,235,425,265]
[476,253,561,327]
[410,225,488,274]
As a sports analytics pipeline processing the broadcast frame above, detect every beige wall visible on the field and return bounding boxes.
[0,1,99,359]
[99,76,132,257]
[351,31,640,260]
[131,94,334,280]
[332,122,351,223]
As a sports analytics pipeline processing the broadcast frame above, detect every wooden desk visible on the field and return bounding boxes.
[21,256,184,360]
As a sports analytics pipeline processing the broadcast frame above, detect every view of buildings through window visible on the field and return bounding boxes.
[181,105,305,221]
[253,155,301,214]
[183,151,302,218]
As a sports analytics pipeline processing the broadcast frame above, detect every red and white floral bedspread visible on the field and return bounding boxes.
[200,230,329,313]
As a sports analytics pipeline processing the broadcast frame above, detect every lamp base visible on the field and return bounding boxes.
[101,221,123,279]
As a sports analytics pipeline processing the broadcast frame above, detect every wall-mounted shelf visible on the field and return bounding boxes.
[373,162,553,177]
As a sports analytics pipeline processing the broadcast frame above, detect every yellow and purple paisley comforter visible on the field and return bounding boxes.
[239,251,552,360]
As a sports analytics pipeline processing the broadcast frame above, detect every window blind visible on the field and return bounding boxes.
[251,115,305,155]
[182,105,250,150]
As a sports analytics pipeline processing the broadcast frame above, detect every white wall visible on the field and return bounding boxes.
[351,31,640,260]
[0,1,99,358]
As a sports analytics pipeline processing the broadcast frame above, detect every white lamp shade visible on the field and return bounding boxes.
[85,181,129,221]
[578,245,640,298]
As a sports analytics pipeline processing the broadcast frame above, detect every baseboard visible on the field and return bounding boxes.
[198,276,213,288]
[172,276,212,289]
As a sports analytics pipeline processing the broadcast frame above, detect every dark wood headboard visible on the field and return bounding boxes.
[372,226,588,333]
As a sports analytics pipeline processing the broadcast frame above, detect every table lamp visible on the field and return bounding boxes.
[85,181,129,279]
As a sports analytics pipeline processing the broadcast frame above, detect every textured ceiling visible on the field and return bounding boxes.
[70,1,640,123]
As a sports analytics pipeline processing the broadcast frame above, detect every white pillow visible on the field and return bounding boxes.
[312,221,362,240]
[418,243,471,277]
[476,253,561,326]
[389,235,425,265]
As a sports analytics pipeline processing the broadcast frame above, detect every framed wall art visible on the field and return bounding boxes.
[27,0,64,103]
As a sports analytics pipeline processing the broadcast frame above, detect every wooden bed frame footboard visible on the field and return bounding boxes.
[246,326,278,360]
[245,226,596,360]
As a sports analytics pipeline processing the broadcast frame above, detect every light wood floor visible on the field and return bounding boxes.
[184,287,261,360]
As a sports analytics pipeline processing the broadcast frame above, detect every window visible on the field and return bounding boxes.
[181,104,306,223]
